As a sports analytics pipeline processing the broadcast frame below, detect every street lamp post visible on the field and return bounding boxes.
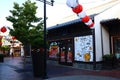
[37,0,54,79]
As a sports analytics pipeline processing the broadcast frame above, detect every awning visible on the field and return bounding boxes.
[47,18,82,30]
[100,18,120,35]
[100,18,120,28]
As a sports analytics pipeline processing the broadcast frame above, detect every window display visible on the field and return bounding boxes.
[49,39,73,65]
[60,47,66,62]
[67,47,73,63]
[59,39,73,65]
[49,42,59,59]
[74,35,93,62]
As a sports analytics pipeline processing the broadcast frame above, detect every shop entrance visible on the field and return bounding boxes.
[59,39,73,66]
[113,37,120,59]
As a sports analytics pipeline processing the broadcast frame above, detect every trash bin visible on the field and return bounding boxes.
[0,54,4,62]
[31,48,44,77]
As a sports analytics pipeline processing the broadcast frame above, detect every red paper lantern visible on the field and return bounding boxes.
[72,4,83,14]
[67,0,94,28]
[12,36,16,40]
[1,26,7,33]
[88,22,94,28]
[0,36,3,39]
[0,42,2,46]
[82,15,90,22]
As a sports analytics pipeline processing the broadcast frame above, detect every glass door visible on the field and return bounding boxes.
[59,39,73,66]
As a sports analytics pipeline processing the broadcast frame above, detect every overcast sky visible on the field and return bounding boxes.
[0,0,112,29]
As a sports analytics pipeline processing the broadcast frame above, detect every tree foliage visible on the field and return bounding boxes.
[6,0,44,48]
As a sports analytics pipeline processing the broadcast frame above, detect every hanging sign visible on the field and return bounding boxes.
[66,0,94,28]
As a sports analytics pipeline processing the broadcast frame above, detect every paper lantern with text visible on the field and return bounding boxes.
[1,26,7,33]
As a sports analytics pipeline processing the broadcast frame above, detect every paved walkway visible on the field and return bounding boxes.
[0,57,120,80]
[46,75,119,80]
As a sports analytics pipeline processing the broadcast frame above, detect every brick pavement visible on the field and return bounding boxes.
[0,57,120,80]
[47,62,120,79]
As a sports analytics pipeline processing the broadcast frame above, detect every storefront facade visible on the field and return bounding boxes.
[100,18,120,59]
[47,1,120,69]
[47,18,120,70]
[47,19,97,69]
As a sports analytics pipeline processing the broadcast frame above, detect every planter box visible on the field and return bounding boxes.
[102,54,118,69]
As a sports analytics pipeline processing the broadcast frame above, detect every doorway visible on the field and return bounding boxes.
[113,37,120,59]
[59,39,73,66]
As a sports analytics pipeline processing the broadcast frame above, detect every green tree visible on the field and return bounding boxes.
[6,0,44,49]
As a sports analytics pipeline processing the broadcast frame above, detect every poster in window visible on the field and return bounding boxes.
[67,47,73,63]
[74,35,93,62]
[49,42,59,59]
[60,47,66,62]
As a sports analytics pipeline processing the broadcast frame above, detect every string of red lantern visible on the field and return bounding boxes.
[0,26,7,33]
[12,36,16,40]
[66,0,94,28]
[0,26,7,46]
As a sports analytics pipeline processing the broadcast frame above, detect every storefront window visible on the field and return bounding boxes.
[59,39,73,65]
[74,35,93,62]
[114,38,120,59]
[67,47,73,63]
[49,42,59,59]
[48,39,73,65]
[60,47,66,62]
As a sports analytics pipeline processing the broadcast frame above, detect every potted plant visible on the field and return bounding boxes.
[102,54,118,69]
[0,45,10,57]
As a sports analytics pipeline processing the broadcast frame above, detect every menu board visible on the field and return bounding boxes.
[74,35,93,62]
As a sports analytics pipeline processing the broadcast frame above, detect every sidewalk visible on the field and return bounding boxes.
[46,75,119,80]
[0,57,120,80]
[0,57,42,80]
